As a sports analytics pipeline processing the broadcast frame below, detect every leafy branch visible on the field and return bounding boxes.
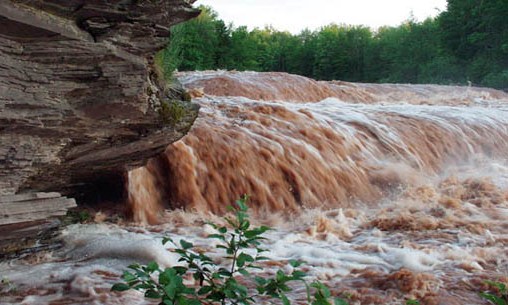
[480,280,508,305]
[112,195,347,305]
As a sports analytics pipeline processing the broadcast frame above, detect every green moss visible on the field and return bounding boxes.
[63,209,91,225]
[159,100,186,125]
[154,49,177,83]
[182,90,192,102]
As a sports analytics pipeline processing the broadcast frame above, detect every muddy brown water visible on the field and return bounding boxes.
[2,71,508,305]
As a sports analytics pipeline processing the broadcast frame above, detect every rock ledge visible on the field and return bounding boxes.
[0,0,200,199]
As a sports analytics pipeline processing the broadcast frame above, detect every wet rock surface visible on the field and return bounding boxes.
[0,0,200,198]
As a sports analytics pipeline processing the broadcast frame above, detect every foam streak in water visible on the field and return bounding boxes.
[130,94,508,214]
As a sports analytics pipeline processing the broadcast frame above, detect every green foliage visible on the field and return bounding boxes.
[480,280,508,305]
[161,2,508,89]
[163,6,225,72]
[405,299,420,305]
[155,50,176,83]
[370,18,460,84]
[159,100,186,125]
[64,209,91,224]
[112,195,347,305]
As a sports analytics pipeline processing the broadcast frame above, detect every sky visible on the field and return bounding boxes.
[195,0,448,33]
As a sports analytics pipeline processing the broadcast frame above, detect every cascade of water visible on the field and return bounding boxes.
[127,79,508,218]
[4,71,508,305]
[127,167,163,224]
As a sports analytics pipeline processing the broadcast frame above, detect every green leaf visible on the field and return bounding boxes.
[184,298,202,305]
[255,276,267,286]
[173,266,188,275]
[212,272,222,279]
[334,298,349,305]
[289,260,304,268]
[180,240,194,250]
[208,234,226,240]
[256,256,270,261]
[311,281,331,298]
[479,292,506,305]
[198,286,213,295]
[159,268,177,287]
[236,195,249,211]
[245,228,266,239]
[291,270,307,279]
[162,237,173,245]
[313,298,332,305]
[240,220,250,230]
[126,280,140,287]
[218,269,232,277]
[280,293,291,305]
[219,226,228,234]
[225,216,238,228]
[159,271,171,286]
[224,287,236,299]
[175,249,188,256]
[164,282,177,299]
[146,261,159,273]
[321,286,331,298]
[122,271,137,282]
[406,300,420,305]
[111,283,131,292]
[237,211,247,224]
[280,283,292,292]
[183,286,196,295]
[144,289,161,299]
[193,271,205,285]
[485,281,507,294]
[128,263,141,270]
[199,253,213,262]
[276,270,287,282]
[163,299,174,305]
[244,229,262,240]
[237,253,255,267]
[238,268,250,276]
[232,283,249,296]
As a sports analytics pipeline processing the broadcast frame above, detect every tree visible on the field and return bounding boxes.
[161,1,508,89]
[165,6,222,71]
[439,0,508,87]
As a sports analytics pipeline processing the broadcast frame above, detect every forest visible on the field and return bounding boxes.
[159,0,508,90]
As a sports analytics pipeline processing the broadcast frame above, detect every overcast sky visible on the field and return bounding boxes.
[195,0,448,33]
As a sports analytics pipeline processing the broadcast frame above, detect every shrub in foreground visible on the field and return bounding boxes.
[112,195,347,305]
[480,281,507,305]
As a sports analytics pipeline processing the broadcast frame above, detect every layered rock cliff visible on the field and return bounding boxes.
[0,0,200,200]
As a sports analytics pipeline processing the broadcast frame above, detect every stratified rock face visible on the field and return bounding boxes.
[0,0,200,198]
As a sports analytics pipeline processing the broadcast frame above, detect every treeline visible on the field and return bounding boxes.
[160,0,508,89]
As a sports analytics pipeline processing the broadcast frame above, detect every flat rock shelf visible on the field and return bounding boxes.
[0,192,76,258]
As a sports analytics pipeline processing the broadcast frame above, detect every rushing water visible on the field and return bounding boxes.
[1,71,508,305]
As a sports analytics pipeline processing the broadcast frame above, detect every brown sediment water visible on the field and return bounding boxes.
[128,71,508,218]
[2,71,508,305]
[177,70,506,104]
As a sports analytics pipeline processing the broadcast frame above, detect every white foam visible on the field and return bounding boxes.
[379,246,441,272]
[62,224,180,268]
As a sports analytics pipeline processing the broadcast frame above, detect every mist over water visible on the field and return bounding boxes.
[2,71,508,304]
